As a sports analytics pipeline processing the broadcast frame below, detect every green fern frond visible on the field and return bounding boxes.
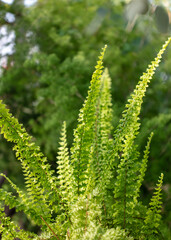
[69,192,102,240]
[0,101,59,223]
[86,68,113,193]
[111,37,171,166]
[144,173,164,236]
[0,207,36,240]
[0,173,51,226]
[99,68,113,137]
[57,121,76,203]
[133,132,154,203]
[0,173,30,214]
[111,37,171,231]
[112,135,140,228]
[0,188,25,214]
[71,45,107,195]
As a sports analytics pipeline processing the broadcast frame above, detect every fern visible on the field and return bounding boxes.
[0,206,35,240]
[0,173,39,221]
[111,37,171,165]
[0,101,63,235]
[86,68,113,193]
[71,45,107,195]
[0,38,170,239]
[110,37,171,233]
[134,132,154,202]
[57,121,76,203]
[143,173,164,238]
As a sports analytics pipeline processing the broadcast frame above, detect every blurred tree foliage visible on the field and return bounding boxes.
[0,0,171,231]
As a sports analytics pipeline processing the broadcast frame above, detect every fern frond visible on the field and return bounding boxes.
[0,173,50,226]
[111,37,171,231]
[133,132,154,203]
[99,68,113,137]
[53,122,77,238]
[86,68,113,193]
[111,37,171,166]
[144,173,164,235]
[71,45,107,195]
[112,136,140,228]
[57,121,76,203]
[0,101,59,223]
[69,192,102,240]
[0,207,36,240]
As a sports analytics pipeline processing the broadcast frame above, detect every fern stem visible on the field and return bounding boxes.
[67,229,71,240]
[40,216,60,240]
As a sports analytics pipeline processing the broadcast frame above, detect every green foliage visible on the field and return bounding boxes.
[0,207,35,240]
[0,101,61,227]
[1,4,171,231]
[135,132,153,201]
[0,38,170,239]
[143,173,164,238]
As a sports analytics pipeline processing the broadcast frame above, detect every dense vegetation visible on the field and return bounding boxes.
[0,37,170,239]
[0,0,171,238]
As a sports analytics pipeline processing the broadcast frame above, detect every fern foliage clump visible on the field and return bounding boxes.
[0,38,171,239]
